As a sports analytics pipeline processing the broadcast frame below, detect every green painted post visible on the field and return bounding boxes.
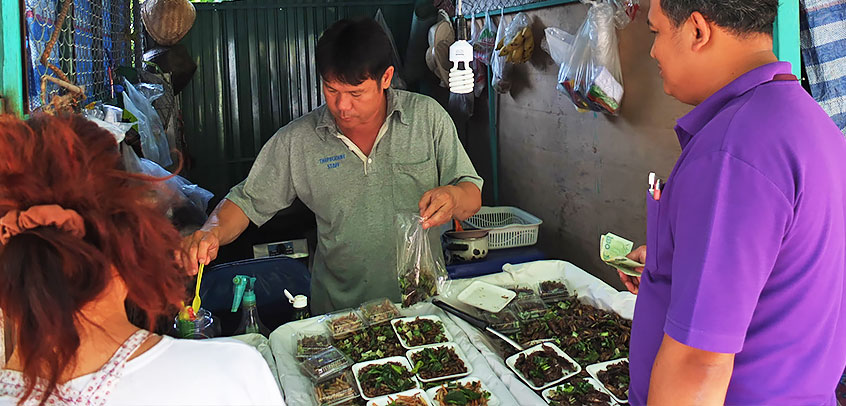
[774,0,801,77]
[0,0,25,116]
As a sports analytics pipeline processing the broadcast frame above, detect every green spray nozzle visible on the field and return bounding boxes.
[231,275,257,312]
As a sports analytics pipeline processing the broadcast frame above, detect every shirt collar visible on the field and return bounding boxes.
[675,61,793,149]
[315,87,408,141]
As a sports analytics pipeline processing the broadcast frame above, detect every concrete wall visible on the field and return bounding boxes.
[463,2,692,289]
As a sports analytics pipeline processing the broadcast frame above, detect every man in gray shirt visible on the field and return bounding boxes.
[182,18,483,313]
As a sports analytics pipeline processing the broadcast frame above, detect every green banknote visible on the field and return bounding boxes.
[600,233,644,277]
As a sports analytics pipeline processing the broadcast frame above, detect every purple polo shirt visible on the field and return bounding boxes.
[629,62,846,405]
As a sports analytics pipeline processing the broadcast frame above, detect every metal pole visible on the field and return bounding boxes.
[133,0,142,69]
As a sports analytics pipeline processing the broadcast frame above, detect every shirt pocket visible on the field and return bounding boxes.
[392,158,438,212]
[645,189,660,274]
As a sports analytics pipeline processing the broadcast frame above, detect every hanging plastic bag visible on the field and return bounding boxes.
[375,9,407,90]
[495,12,533,64]
[491,11,512,93]
[542,27,576,66]
[557,1,629,115]
[395,213,449,308]
[473,10,497,66]
[470,17,487,98]
[122,78,173,167]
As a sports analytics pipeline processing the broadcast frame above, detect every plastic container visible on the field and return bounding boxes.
[538,279,572,304]
[359,298,401,326]
[296,329,334,360]
[323,309,367,340]
[481,308,520,333]
[313,370,360,406]
[542,376,615,406]
[457,280,515,313]
[508,284,539,300]
[512,297,549,320]
[406,343,473,382]
[172,307,221,339]
[300,347,353,383]
[505,343,582,391]
[461,206,542,249]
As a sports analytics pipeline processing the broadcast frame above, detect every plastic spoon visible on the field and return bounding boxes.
[192,263,205,312]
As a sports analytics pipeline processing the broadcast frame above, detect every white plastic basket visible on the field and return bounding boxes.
[461,206,542,250]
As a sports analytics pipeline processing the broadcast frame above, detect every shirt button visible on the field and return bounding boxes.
[368,158,373,164]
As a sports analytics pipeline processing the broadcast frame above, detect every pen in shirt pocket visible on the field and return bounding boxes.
[654,179,662,200]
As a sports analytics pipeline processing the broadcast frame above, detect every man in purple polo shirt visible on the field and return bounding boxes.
[617,0,846,404]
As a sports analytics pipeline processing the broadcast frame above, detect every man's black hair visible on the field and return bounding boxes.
[316,17,393,85]
[660,0,778,36]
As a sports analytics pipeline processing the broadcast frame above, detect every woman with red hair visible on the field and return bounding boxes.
[0,115,284,406]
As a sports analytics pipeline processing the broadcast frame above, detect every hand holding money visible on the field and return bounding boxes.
[600,233,645,276]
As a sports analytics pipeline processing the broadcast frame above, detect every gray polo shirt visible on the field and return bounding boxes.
[226,89,483,314]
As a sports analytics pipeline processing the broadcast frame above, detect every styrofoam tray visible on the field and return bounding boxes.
[391,315,453,349]
[366,388,433,406]
[457,280,516,313]
[425,376,500,406]
[406,342,473,383]
[352,356,420,400]
[586,358,629,404]
[542,377,617,405]
[505,343,582,391]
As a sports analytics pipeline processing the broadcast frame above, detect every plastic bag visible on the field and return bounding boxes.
[491,11,512,93]
[395,213,449,308]
[557,1,627,115]
[121,144,212,234]
[122,78,173,167]
[473,10,497,66]
[542,27,576,66]
[495,12,533,64]
[469,16,486,98]
[375,9,407,90]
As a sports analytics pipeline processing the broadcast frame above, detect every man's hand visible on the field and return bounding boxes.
[181,229,221,275]
[418,182,481,229]
[619,244,646,294]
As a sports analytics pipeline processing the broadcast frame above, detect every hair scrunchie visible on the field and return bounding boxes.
[0,205,86,245]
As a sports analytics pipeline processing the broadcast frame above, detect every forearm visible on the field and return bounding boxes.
[648,334,734,406]
[452,182,482,220]
[201,199,251,245]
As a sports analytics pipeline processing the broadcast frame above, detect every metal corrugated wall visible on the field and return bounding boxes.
[180,0,414,197]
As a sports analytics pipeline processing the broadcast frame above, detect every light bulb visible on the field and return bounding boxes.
[448,39,474,94]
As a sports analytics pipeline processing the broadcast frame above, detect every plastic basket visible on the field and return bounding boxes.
[461,206,542,250]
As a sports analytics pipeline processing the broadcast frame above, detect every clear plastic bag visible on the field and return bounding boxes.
[557,1,630,116]
[375,9,407,90]
[395,213,449,308]
[542,27,576,66]
[122,78,173,167]
[495,12,533,64]
[491,11,512,94]
[473,10,497,66]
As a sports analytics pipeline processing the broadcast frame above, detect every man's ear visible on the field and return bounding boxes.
[380,66,395,90]
[688,11,712,52]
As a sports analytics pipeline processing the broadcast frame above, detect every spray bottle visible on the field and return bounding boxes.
[232,275,270,336]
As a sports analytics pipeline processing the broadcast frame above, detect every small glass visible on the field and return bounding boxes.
[172,308,221,339]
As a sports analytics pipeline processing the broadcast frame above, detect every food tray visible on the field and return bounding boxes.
[481,308,520,333]
[323,308,367,340]
[366,388,433,406]
[391,315,453,350]
[461,206,542,249]
[352,356,420,400]
[425,377,500,406]
[300,347,353,383]
[456,281,515,313]
[542,376,617,406]
[406,342,473,382]
[359,298,401,325]
[295,329,334,360]
[312,370,360,406]
[505,343,582,391]
[586,358,630,404]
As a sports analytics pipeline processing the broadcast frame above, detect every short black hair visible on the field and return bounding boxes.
[659,0,778,35]
[315,17,393,85]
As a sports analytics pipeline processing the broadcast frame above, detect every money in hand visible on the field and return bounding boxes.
[600,233,644,277]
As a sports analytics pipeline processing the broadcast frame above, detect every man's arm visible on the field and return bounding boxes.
[181,199,251,274]
[418,181,481,229]
[648,334,734,406]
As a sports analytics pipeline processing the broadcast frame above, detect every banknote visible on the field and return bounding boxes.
[600,233,644,277]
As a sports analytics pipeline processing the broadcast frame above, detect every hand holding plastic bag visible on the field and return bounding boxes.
[396,213,449,307]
